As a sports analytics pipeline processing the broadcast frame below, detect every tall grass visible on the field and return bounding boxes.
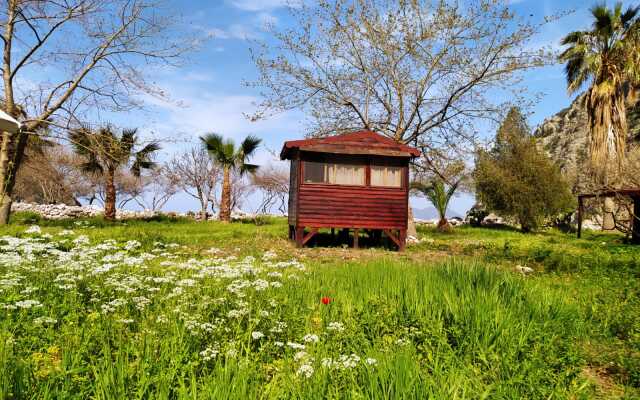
[1,219,638,397]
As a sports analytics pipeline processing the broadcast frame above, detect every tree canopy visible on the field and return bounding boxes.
[474,108,574,232]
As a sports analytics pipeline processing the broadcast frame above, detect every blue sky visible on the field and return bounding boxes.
[113,0,601,215]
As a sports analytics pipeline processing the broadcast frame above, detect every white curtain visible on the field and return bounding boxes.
[326,164,365,185]
[304,161,365,185]
[371,166,402,187]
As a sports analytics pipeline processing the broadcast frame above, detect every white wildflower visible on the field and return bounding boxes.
[33,316,57,325]
[296,363,314,379]
[303,334,319,343]
[15,299,42,309]
[327,322,345,332]
[200,344,220,361]
[251,331,265,340]
[25,225,41,234]
[124,240,141,251]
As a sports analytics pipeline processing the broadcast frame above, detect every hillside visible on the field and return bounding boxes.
[534,94,640,192]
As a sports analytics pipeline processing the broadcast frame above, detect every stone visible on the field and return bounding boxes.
[515,265,534,275]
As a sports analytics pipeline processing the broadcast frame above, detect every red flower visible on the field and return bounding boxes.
[321,296,331,305]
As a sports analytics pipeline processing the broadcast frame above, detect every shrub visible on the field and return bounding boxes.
[473,107,575,232]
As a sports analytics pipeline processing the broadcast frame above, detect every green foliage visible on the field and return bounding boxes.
[200,133,261,175]
[474,107,575,232]
[69,125,160,178]
[10,211,41,225]
[412,178,461,231]
[466,203,489,227]
[560,3,640,95]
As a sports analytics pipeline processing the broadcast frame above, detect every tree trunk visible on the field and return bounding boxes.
[0,131,28,225]
[437,217,452,232]
[200,204,208,221]
[104,169,117,221]
[407,206,417,238]
[602,196,615,230]
[219,165,231,222]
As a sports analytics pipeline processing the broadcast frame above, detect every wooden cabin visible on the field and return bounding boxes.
[280,130,420,250]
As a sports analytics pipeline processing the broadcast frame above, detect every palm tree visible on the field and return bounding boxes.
[201,133,261,222]
[560,3,640,178]
[69,125,160,220]
[412,177,461,232]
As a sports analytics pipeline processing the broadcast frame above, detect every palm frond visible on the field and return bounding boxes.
[80,156,103,175]
[621,5,640,26]
[560,30,585,46]
[591,4,613,34]
[68,126,96,158]
[201,133,235,165]
[239,135,262,158]
[240,162,259,176]
[130,142,160,177]
[120,128,137,157]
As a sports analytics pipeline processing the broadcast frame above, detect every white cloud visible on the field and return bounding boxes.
[140,81,304,156]
[205,24,260,40]
[228,0,300,12]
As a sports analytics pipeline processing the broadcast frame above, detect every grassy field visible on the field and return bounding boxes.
[0,213,639,399]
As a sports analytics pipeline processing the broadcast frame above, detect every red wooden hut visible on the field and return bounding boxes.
[280,130,420,250]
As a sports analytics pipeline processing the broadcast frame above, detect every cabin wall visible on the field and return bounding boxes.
[295,152,408,230]
[297,185,407,229]
[288,157,299,226]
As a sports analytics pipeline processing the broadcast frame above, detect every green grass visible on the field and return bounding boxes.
[0,215,638,398]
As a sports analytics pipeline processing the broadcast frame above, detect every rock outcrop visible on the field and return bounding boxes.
[534,94,640,193]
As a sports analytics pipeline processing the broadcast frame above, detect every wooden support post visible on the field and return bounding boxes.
[301,228,319,246]
[383,229,402,250]
[633,196,640,245]
[353,228,359,249]
[295,226,305,248]
[577,196,583,239]
[399,229,407,252]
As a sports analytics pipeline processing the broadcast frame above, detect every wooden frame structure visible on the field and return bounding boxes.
[281,131,420,251]
[577,189,640,244]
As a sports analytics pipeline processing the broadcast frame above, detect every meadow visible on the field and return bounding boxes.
[0,213,639,399]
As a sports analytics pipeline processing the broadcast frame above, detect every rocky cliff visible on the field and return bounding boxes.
[534,94,640,193]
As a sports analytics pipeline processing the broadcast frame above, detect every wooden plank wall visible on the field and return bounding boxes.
[288,158,299,226]
[297,184,407,229]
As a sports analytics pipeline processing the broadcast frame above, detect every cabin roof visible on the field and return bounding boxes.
[280,130,421,160]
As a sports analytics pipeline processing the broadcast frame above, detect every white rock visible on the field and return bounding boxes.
[515,265,534,275]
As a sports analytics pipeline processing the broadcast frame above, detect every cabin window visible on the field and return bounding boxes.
[304,161,365,185]
[371,165,403,188]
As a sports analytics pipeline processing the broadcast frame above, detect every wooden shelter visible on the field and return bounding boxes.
[577,189,640,244]
[280,130,420,250]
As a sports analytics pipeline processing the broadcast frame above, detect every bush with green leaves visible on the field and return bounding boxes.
[473,107,575,232]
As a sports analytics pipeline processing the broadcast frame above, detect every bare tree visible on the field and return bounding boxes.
[252,164,289,214]
[0,0,191,223]
[167,147,220,220]
[133,166,178,211]
[249,0,557,172]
